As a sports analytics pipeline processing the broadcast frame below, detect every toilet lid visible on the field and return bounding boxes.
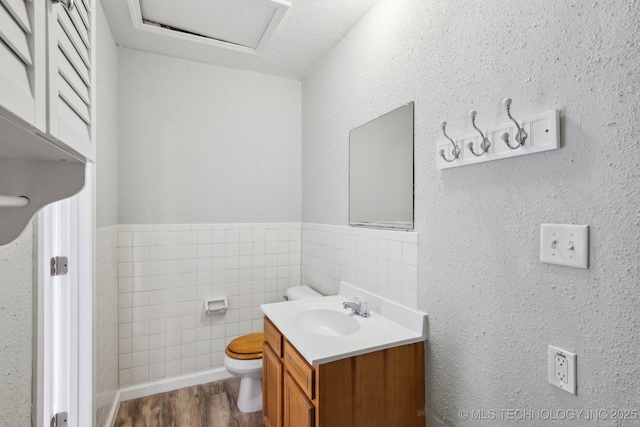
[225,333,265,360]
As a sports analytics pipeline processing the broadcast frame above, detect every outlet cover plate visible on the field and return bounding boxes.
[540,224,589,269]
[548,345,577,394]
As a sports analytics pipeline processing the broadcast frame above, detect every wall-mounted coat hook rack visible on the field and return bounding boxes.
[502,98,527,149]
[438,121,460,163]
[436,101,560,170]
[466,110,490,156]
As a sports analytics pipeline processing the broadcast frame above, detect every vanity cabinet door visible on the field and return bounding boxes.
[284,372,314,427]
[263,342,283,427]
[0,0,45,128]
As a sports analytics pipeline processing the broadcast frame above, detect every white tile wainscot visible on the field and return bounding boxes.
[301,223,419,309]
[117,223,302,387]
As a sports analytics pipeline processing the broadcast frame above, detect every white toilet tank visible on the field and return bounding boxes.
[284,285,322,301]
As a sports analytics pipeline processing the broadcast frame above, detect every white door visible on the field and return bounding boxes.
[38,164,93,427]
[42,197,78,427]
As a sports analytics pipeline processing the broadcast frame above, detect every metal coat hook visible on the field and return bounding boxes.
[501,98,528,149]
[438,121,460,163]
[52,0,75,12]
[466,110,490,157]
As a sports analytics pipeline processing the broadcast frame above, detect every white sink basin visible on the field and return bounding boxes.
[262,281,428,365]
[289,309,360,337]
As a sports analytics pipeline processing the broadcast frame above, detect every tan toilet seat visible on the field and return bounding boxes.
[225,332,265,360]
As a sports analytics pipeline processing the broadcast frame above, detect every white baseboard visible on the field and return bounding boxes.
[105,390,121,427]
[119,367,233,402]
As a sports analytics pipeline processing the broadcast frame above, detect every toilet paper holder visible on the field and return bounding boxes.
[204,297,228,315]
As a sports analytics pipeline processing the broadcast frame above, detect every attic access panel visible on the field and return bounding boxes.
[135,0,291,52]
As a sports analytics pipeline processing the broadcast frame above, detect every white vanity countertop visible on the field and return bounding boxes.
[261,282,428,365]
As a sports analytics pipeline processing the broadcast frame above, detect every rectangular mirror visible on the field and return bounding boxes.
[349,102,414,229]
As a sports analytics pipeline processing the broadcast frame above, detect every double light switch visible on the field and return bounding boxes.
[540,224,589,269]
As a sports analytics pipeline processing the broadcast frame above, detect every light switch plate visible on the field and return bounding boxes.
[540,224,589,269]
[548,345,577,394]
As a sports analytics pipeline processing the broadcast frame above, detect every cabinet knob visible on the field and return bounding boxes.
[51,0,75,12]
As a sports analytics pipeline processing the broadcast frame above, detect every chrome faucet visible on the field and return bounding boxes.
[342,298,370,317]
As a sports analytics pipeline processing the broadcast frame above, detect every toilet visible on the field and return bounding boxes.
[224,285,322,413]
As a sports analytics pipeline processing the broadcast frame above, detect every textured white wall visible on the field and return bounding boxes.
[118,49,302,224]
[302,0,640,425]
[0,224,32,425]
[95,3,120,425]
[95,226,118,426]
[96,1,119,229]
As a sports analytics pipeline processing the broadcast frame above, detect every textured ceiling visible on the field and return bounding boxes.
[101,0,379,80]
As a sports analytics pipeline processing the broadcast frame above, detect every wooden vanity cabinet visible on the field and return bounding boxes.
[263,316,426,427]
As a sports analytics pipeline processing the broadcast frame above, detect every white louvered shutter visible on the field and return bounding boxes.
[0,0,45,128]
[48,0,94,160]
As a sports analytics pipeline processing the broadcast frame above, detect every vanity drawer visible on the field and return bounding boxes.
[284,339,315,401]
[264,316,283,357]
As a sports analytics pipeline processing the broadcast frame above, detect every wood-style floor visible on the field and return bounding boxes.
[114,378,264,427]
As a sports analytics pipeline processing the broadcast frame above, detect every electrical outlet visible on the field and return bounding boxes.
[548,345,576,394]
[555,354,568,383]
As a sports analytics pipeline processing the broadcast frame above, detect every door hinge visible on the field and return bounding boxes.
[51,412,68,427]
[50,256,69,276]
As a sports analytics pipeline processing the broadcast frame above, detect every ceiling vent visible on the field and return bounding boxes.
[127,0,290,55]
